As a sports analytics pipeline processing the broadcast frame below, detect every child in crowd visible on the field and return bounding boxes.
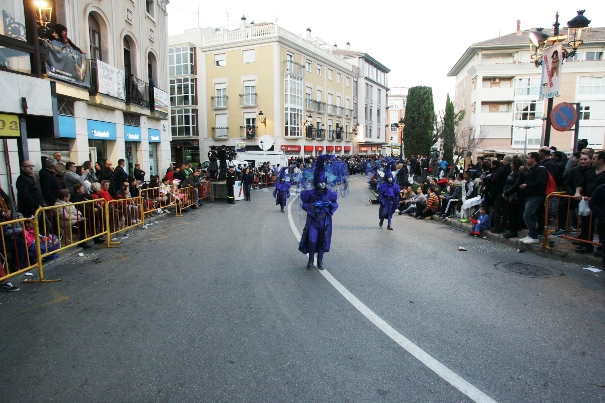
[469,206,491,236]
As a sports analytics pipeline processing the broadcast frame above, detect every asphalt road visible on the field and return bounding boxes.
[1,176,605,403]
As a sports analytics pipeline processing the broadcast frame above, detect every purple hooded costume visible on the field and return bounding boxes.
[273,167,291,211]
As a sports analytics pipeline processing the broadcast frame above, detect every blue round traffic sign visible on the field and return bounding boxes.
[551,103,577,132]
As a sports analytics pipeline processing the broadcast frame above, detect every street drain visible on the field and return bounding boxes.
[495,262,555,277]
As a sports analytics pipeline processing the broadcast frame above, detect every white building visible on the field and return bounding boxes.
[1,0,171,199]
[386,87,408,157]
[448,24,605,155]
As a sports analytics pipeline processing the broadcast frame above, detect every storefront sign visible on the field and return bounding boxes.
[283,145,301,152]
[326,146,334,152]
[315,146,324,152]
[371,146,377,151]
[344,146,351,151]
[304,146,313,152]
[44,40,90,88]
[97,60,126,100]
[148,128,161,143]
[0,114,20,137]
[87,119,116,140]
[124,125,141,141]
[58,115,76,138]
[359,146,369,151]
[153,87,169,114]
[335,146,342,152]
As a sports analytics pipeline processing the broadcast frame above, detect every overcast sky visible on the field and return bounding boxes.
[167,0,603,113]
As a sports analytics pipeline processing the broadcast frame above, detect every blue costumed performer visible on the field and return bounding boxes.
[377,160,400,230]
[298,155,339,270]
[273,167,291,213]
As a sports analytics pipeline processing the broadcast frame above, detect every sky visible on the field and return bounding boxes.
[166,0,604,113]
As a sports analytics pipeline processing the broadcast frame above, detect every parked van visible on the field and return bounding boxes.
[235,151,288,169]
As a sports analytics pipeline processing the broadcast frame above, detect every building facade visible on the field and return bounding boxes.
[448,25,605,156]
[333,47,390,156]
[386,87,408,158]
[0,0,171,200]
[168,19,361,163]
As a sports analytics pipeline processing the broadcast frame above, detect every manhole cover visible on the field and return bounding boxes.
[495,262,553,277]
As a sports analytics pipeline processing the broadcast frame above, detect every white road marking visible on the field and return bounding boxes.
[287,197,497,403]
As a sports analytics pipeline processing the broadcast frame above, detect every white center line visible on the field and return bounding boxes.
[287,197,498,403]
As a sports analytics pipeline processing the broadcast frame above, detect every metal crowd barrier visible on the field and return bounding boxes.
[140,186,177,216]
[199,182,211,201]
[542,192,599,251]
[0,217,50,283]
[106,197,144,246]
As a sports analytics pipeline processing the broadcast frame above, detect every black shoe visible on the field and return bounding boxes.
[317,260,324,270]
[387,226,393,230]
[379,219,384,227]
[306,260,313,270]
[93,237,105,244]
[79,243,91,249]
[503,232,518,239]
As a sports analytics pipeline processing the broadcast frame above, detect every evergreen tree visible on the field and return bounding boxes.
[403,86,435,158]
[442,94,455,163]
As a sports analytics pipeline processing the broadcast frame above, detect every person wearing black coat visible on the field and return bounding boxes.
[519,152,547,242]
[589,183,605,270]
[226,166,236,204]
[489,156,512,233]
[396,164,409,188]
[502,158,525,239]
[241,167,254,201]
[39,159,61,207]
[133,164,145,182]
[110,159,129,196]
[16,160,51,235]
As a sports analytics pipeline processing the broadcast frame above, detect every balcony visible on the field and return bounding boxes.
[480,87,515,102]
[335,127,343,141]
[212,127,229,139]
[316,101,326,114]
[283,60,305,77]
[239,93,257,107]
[306,99,316,111]
[478,112,514,125]
[344,108,353,118]
[125,74,150,108]
[211,96,228,109]
[327,104,343,116]
[240,124,258,139]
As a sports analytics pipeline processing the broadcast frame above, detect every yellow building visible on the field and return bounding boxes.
[168,18,356,164]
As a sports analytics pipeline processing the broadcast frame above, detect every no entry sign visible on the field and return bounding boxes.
[551,103,578,132]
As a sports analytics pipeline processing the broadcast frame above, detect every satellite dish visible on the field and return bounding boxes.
[259,135,274,152]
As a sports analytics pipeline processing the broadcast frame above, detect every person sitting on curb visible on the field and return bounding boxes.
[398,188,425,216]
[415,187,439,220]
[469,206,491,236]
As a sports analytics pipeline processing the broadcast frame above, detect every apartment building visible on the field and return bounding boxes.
[168,19,357,163]
[333,46,390,156]
[386,87,408,157]
[0,0,171,197]
[448,25,605,156]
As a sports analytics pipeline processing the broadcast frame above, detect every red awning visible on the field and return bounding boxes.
[359,146,369,151]
[326,146,334,151]
[371,146,377,151]
[283,145,301,152]
[304,146,313,152]
[335,146,342,152]
[344,146,351,151]
[315,146,324,152]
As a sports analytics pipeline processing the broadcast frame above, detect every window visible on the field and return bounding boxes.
[514,100,543,120]
[328,69,333,80]
[214,86,227,107]
[317,64,322,76]
[57,99,75,116]
[169,46,195,76]
[244,112,256,138]
[337,73,341,84]
[89,15,102,61]
[579,76,605,95]
[286,53,294,72]
[214,114,228,138]
[328,120,333,140]
[146,0,154,18]
[214,53,226,67]
[242,49,255,63]
[345,76,350,87]
[284,75,303,137]
[124,113,140,126]
[586,52,603,61]
[243,81,256,105]
[580,105,591,120]
[306,60,312,72]
[170,78,196,107]
[316,90,322,102]
[515,77,540,96]
[171,108,197,137]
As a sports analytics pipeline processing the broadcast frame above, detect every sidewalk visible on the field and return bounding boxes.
[435,215,603,268]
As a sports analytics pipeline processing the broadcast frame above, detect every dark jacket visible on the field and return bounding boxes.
[133,168,146,182]
[99,167,113,182]
[541,158,558,179]
[564,166,588,195]
[522,164,547,198]
[111,165,128,194]
[16,173,46,217]
[39,168,61,206]
[578,167,605,198]
[589,184,605,221]
[226,169,236,186]
[503,170,524,204]
[489,163,511,198]
[242,173,254,185]
[396,165,409,186]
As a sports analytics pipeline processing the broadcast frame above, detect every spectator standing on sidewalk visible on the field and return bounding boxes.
[519,152,547,244]
[241,167,253,201]
[53,152,67,188]
[489,155,512,233]
[588,183,605,270]
[502,158,525,239]
[574,151,605,254]
[552,154,590,236]
[39,159,61,207]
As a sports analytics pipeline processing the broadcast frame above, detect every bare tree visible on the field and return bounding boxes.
[453,124,488,168]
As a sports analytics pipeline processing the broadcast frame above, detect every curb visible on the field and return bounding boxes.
[435,215,602,267]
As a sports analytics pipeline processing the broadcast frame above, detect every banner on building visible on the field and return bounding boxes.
[153,87,169,114]
[96,60,126,100]
[540,44,563,99]
[44,40,90,88]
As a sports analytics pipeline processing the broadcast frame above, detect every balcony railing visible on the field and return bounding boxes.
[335,128,343,141]
[239,93,257,107]
[212,127,229,139]
[316,101,326,113]
[306,98,316,111]
[304,125,315,139]
[327,129,334,141]
[283,60,305,77]
[211,96,228,109]
[345,108,353,118]
[240,125,258,139]
[125,74,150,108]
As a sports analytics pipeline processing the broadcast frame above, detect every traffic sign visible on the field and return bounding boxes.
[551,103,578,132]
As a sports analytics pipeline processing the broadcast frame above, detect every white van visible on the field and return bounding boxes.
[235,151,288,169]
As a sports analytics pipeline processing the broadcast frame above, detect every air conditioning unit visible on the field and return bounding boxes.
[491,78,500,83]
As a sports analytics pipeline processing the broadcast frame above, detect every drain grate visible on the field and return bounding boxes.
[495,262,553,277]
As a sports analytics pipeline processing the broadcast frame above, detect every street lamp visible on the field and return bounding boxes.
[516,125,533,155]
[528,10,591,146]
[398,117,405,160]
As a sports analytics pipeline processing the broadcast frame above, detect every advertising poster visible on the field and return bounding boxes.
[153,87,169,114]
[97,60,126,100]
[540,44,563,99]
[44,40,89,88]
